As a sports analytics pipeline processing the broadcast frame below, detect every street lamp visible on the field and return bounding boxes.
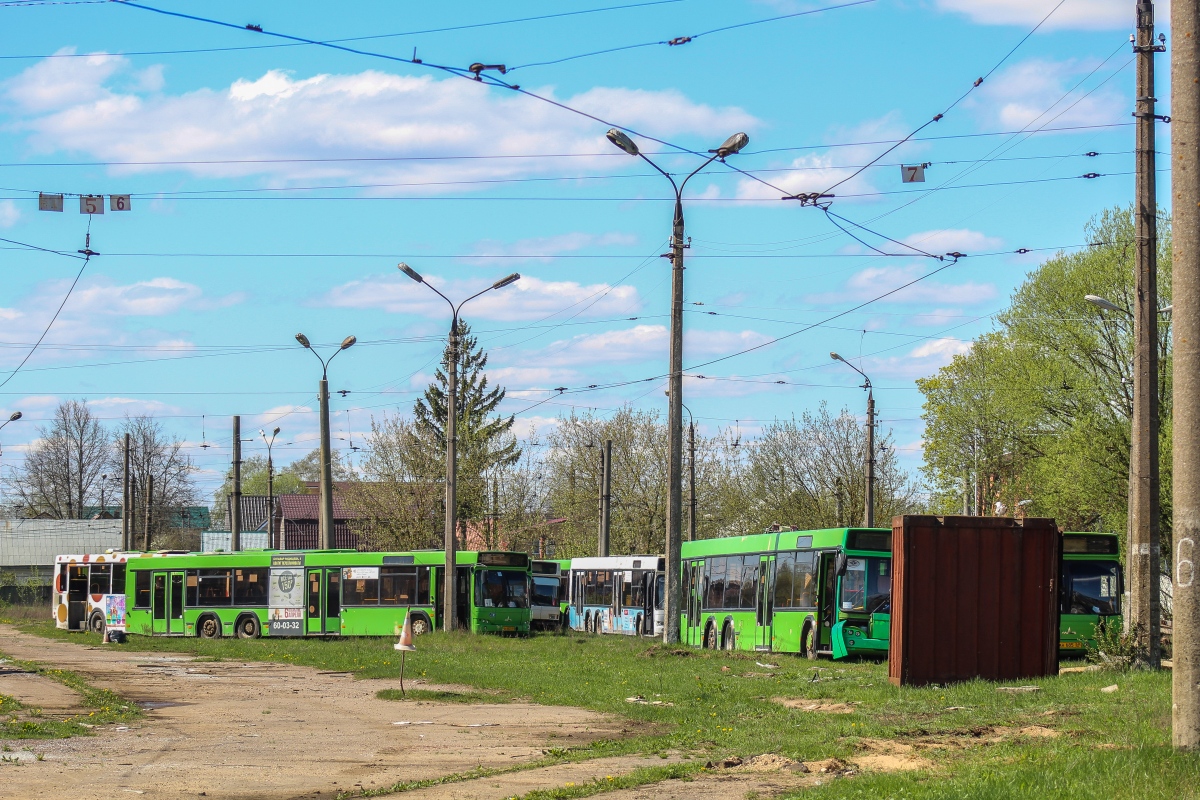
[398,262,521,632]
[831,352,876,528]
[607,127,748,645]
[260,427,281,548]
[296,333,356,549]
[0,411,21,459]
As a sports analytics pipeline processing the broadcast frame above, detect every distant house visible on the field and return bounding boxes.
[277,494,359,549]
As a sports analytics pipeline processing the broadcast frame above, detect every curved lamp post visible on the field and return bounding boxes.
[607,128,748,644]
[260,426,281,547]
[831,352,875,528]
[296,334,356,549]
[398,263,520,632]
[0,411,21,459]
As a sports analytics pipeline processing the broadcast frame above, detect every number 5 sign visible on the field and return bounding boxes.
[79,195,104,214]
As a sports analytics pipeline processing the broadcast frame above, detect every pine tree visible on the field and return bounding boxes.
[414,320,520,522]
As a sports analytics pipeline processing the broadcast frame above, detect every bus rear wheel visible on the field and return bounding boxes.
[409,614,431,636]
[235,615,260,639]
[198,615,222,639]
[704,622,718,649]
[88,611,106,637]
[722,624,735,651]
[802,624,819,660]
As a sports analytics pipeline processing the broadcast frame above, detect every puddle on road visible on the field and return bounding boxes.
[138,701,189,710]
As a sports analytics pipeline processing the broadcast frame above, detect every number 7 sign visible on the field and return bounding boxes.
[900,164,926,183]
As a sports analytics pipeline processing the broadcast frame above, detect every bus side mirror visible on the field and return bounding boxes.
[835,553,847,576]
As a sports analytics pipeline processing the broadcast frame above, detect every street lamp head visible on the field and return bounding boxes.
[272,426,281,436]
[340,335,357,350]
[605,128,640,156]
[8,411,21,422]
[397,262,424,283]
[1084,294,1125,314]
[492,273,521,290]
[715,132,750,157]
[830,352,843,362]
[295,333,312,349]
[259,429,266,437]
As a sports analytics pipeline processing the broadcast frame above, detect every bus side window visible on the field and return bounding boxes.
[417,567,431,606]
[794,552,816,609]
[706,557,726,609]
[89,563,112,595]
[234,568,268,606]
[739,559,758,609]
[112,564,126,595]
[723,556,744,609]
[134,571,152,608]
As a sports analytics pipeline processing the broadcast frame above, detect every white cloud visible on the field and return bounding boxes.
[866,337,973,380]
[6,59,756,186]
[936,0,1128,31]
[903,229,1003,256]
[509,415,559,439]
[465,232,638,265]
[85,397,180,418]
[967,59,1125,130]
[324,274,641,321]
[528,325,770,367]
[0,200,20,228]
[67,277,202,316]
[808,264,997,306]
[910,338,973,360]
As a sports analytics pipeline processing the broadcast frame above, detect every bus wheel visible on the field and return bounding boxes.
[235,615,261,639]
[409,614,431,636]
[704,622,718,649]
[198,615,222,639]
[87,611,106,637]
[802,624,819,660]
[722,624,735,651]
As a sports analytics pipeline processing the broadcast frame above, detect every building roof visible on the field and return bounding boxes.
[277,493,357,520]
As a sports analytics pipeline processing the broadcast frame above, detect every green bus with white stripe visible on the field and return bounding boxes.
[681,528,892,659]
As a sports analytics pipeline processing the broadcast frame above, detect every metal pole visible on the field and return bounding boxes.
[865,390,876,527]
[600,440,612,556]
[664,198,685,644]
[319,378,335,550]
[267,451,275,549]
[122,432,130,550]
[231,416,241,552]
[1130,0,1163,667]
[1172,0,1200,750]
[142,473,153,551]
[688,424,696,541]
[443,318,459,632]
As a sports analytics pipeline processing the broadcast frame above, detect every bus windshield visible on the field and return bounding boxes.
[840,556,891,614]
[531,577,558,607]
[1061,560,1121,615]
[477,569,529,609]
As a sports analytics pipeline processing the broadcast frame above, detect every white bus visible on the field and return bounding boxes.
[53,552,134,635]
[530,560,563,631]
[567,556,664,636]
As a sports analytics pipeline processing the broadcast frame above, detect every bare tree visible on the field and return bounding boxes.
[111,416,198,549]
[5,400,108,518]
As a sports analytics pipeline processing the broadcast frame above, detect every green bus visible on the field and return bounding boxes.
[55,549,531,639]
[681,527,892,659]
[1058,532,1122,655]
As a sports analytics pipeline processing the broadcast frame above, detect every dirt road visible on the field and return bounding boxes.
[0,625,633,800]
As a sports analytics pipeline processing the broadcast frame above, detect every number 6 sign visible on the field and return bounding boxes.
[110,194,131,211]
[79,195,104,214]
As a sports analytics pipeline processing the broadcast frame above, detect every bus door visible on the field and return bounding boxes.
[66,565,88,630]
[756,555,774,651]
[818,552,838,646]
[455,567,471,630]
[151,571,185,635]
[306,569,341,635]
[642,570,656,635]
[687,562,703,645]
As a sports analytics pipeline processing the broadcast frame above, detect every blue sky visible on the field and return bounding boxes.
[0,0,1150,499]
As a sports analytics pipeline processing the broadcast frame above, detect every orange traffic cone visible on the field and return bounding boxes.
[394,614,417,696]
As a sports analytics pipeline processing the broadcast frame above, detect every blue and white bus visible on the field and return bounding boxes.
[567,556,664,636]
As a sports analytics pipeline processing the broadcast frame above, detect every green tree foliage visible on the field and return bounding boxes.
[918,207,1172,542]
[414,320,520,522]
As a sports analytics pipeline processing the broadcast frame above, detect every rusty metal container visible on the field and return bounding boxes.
[888,515,1060,687]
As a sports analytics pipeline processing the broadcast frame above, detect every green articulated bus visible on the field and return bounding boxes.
[681,527,893,659]
[54,549,531,639]
[1058,532,1122,655]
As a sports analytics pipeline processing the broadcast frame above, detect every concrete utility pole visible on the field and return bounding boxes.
[1172,0,1200,751]
[142,473,153,551]
[122,432,130,550]
[1130,0,1166,667]
[231,415,242,552]
[865,390,876,528]
[396,263,520,633]
[599,440,612,556]
[688,423,697,542]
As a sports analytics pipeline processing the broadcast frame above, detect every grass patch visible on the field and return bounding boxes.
[0,649,141,739]
[520,763,701,799]
[25,621,1198,798]
[376,688,512,703]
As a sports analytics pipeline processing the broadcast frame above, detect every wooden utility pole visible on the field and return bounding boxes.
[865,390,876,527]
[122,432,130,550]
[443,323,459,632]
[687,424,697,541]
[231,416,242,552]
[1172,0,1200,750]
[599,440,612,556]
[1130,0,1165,667]
[664,199,686,644]
[142,473,153,551]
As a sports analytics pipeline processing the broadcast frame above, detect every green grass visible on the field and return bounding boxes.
[0,649,141,739]
[25,622,1198,798]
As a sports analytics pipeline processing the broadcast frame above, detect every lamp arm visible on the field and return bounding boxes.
[678,153,721,195]
[638,152,679,196]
